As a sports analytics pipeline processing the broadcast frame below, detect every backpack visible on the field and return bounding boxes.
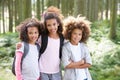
[12,42,40,75]
[39,34,64,59]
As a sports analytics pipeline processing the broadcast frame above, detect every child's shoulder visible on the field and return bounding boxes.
[63,41,70,47]
[80,42,86,46]
[80,42,88,49]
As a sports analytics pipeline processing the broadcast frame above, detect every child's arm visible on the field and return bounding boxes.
[65,59,85,69]
[15,51,23,80]
[76,63,91,69]
[75,43,92,69]
[16,42,22,49]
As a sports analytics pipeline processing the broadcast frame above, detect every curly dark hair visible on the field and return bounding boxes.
[46,6,64,20]
[43,12,63,36]
[16,18,44,43]
[64,16,91,43]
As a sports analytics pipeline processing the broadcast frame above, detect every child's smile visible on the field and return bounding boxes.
[70,29,82,45]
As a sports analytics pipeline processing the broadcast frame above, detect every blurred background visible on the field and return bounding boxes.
[0,0,120,80]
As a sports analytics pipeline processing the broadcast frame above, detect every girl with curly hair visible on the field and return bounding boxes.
[15,18,43,80]
[62,16,92,80]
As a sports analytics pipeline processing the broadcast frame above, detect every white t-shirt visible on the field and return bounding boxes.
[69,42,87,80]
[16,42,40,80]
[39,36,60,73]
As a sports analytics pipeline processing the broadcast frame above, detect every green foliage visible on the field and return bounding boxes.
[89,19,120,80]
[0,33,18,79]
[91,20,109,41]
[0,32,19,58]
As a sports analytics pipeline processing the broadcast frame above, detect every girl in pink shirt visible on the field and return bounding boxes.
[38,12,64,80]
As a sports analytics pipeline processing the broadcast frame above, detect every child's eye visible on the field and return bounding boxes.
[47,24,51,27]
[53,23,56,26]
[79,33,82,36]
[35,32,38,34]
[28,32,32,34]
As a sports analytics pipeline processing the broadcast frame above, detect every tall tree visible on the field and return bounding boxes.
[74,0,85,17]
[94,0,98,21]
[109,0,117,39]
[46,0,52,7]
[2,0,5,33]
[0,0,2,33]
[87,0,92,21]
[23,0,32,19]
[105,0,110,20]
[37,0,41,20]
[99,0,104,20]
[68,0,74,16]
[41,0,44,13]
[8,0,13,32]
[15,0,18,26]
[61,0,66,16]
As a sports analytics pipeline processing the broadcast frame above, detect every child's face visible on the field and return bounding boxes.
[45,19,59,35]
[27,26,39,44]
[70,29,82,45]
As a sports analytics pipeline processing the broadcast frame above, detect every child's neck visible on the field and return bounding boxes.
[29,41,36,45]
[70,41,79,45]
[49,33,59,39]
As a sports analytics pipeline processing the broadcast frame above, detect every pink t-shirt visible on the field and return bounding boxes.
[39,36,60,73]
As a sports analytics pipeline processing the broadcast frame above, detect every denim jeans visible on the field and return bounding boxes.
[40,72,61,80]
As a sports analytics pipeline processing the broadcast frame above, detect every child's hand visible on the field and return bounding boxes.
[16,42,22,49]
[79,59,85,65]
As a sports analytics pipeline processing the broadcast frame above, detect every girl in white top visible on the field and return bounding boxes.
[62,16,92,80]
[15,18,43,80]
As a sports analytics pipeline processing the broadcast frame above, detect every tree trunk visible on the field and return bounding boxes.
[109,0,117,39]
[15,0,18,26]
[2,0,5,33]
[37,0,41,20]
[74,0,85,17]
[90,0,95,21]
[105,0,109,20]
[68,0,74,15]
[94,0,98,21]
[8,0,13,32]
[41,0,44,13]
[0,0,2,33]
[23,0,32,19]
[18,0,23,23]
[61,0,67,16]
[57,0,60,8]
[46,0,52,7]
[99,0,104,20]
[87,0,92,20]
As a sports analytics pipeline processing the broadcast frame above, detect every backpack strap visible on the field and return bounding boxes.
[35,43,41,60]
[22,42,29,61]
[59,34,64,59]
[21,42,29,70]
[12,42,29,75]
[40,34,48,54]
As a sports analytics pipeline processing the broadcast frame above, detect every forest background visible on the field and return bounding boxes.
[0,0,120,80]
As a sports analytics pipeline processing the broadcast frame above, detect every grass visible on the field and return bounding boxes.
[0,67,15,80]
